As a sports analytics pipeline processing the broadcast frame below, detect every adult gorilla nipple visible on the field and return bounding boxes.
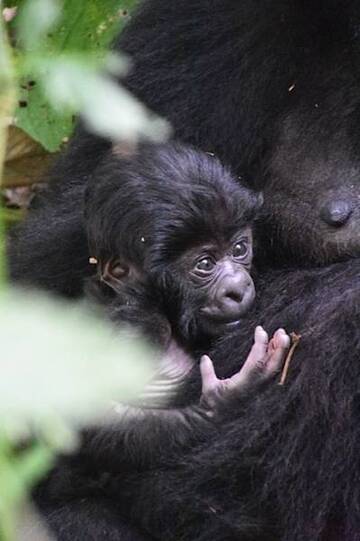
[320,199,353,227]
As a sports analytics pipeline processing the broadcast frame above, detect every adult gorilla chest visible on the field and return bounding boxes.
[10,1,360,295]
[120,0,360,266]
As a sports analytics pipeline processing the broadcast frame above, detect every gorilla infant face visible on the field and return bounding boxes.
[101,225,255,341]
[175,227,255,336]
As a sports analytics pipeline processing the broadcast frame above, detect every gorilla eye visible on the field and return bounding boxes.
[233,241,248,259]
[195,257,216,273]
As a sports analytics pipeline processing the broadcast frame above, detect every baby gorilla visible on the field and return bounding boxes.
[32,143,290,541]
[82,142,290,468]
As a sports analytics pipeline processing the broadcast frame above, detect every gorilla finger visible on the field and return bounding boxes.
[243,326,269,365]
[270,328,289,350]
[265,332,291,375]
[200,355,218,392]
[230,336,270,388]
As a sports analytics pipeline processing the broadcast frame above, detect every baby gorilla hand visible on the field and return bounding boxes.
[200,326,290,413]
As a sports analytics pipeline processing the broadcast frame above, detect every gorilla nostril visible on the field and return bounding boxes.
[225,290,243,304]
[320,200,353,227]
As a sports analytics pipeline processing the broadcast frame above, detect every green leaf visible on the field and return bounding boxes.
[0,288,155,432]
[13,443,54,490]
[16,0,61,51]
[41,54,169,143]
[12,0,139,151]
[15,83,74,152]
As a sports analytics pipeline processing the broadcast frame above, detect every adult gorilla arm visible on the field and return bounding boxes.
[115,260,360,541]
[34,261,360,541]
[36,498,152,541]
[80,327,289,474]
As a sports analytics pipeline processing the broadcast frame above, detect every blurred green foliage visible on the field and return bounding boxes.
[6,0,139,151]
[0,1,168,538]
[0,288,155,541]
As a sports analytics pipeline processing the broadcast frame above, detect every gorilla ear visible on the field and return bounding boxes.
[101,259,129,292]
[112,141,138,159]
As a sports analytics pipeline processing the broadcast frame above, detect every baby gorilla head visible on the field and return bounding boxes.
[85,142,261,347]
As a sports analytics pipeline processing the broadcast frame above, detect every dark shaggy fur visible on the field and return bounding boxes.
[9,0,360,295]
[33,142,263,540]
[11,1,360,540]
[34,260,360,541]
[136,261,360,541]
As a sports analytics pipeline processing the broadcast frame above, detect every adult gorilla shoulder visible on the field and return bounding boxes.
[9,0,360,294]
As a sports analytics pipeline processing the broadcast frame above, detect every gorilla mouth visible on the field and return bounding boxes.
[200,316,242,338]
[201,304,251,324]
[224,319,241,327]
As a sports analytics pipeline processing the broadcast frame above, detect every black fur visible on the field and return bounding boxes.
[33,142,263,540]
[117,0,360,266]
[77,141,260,474]
[35,260,360,541]
[11,1,360,540]
[85,142,259,348]
[9,0,360,294]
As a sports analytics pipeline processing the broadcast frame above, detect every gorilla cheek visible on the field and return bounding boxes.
[240,279,256,313]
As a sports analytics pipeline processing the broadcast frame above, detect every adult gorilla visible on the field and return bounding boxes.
[10,1,360,540]
[9,0,360,290]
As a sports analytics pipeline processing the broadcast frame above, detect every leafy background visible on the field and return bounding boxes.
[0,1,170,539]
[6,0,135,151]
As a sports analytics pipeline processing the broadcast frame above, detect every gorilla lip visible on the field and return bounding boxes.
[202,313,242,327]
[225,319,241,327]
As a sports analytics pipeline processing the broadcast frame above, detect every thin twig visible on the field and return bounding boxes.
[279,332,301,385]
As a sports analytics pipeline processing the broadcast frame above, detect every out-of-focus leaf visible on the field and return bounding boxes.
[0,288,155,431]
[16,0,61,51]
[13,443,54,489]
[0,442,54,541]
[1,207,25,228]
[3,126,56,187]
[11,0,139,150]
[12,0,134,53]
[14,84,73,152]
[43,55,170,142]
[15,503,54,541]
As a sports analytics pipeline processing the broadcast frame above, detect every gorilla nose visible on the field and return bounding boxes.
[220,290,244,316]
[217,276,251,318]
[320,200,353,227]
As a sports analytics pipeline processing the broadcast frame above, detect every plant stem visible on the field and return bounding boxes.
[0,3,17,289]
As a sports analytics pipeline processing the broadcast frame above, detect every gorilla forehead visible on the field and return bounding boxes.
[87,143,259,263]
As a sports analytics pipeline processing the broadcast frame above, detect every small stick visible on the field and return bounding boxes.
[279,332,301,385]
